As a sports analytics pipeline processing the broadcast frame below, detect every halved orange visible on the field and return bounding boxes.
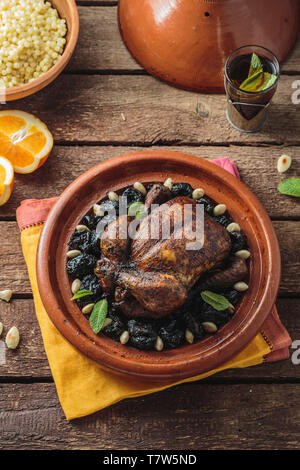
[0,156,14,206]
[0,111,53,174]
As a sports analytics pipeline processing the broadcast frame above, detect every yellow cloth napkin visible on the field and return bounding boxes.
[21,223,271,420]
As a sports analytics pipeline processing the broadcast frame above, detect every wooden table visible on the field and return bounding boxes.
[0,2,300,450]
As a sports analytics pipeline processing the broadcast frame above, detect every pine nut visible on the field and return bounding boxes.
[66,250,81,259]
[108,191,119,202]
[120,330,130,345]
[213,204,227,216]
[277,154,292,173]
[155,336,164,351]
[228,303,235,314]
[227,222,241,233]
[133,182,147,196]
[0,289,13,302]
[202,322,218,333]
[5,326,20,349]
[93,203,104,217]
[82,303,95,314]
[185,329,194,344]
[76,224,91,232]
[234,250,250,260]
[71,279,81,295]
[0,322,3,336]
[192,188,205,200]
[234,282,249,292]
[164,177,173,191]
[101,318,112,330]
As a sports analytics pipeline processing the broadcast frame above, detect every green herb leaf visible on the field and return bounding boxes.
[239,68,264,92]
[71,289,93,300]
[255,72,277,92]
[128,202,146,219]
[89,299,108,334]
[200,290,231,311]
[278,178,300,197]
[248,53,262,78]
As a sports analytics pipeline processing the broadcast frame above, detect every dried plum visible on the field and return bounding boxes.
[100,199,119,216]
[182,311,205,340]
[196,196,214,215]
[68,230,101,257]
[171,183,193,198]
[213,214,232,228]
[121,187,144,208]
[200,303,231,328]
[230,230,247,253]
[158,319,184,349]
[223,289,242,306]
[81,214,101,231]
[103,312,126,340]
[75,274,103,308]
[128,319,157,350]
[66,254,97,279]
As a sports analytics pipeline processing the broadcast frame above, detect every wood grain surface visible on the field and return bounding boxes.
[0,1,299,450]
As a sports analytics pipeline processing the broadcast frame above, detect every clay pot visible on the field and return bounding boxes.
[118,0,299,93]
[4,0,79,101]
[37,151,281,381]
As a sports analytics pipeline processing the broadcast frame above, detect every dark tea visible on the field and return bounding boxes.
[225,46,280,132]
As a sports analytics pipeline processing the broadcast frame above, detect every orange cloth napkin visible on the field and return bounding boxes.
[16,158,291,420]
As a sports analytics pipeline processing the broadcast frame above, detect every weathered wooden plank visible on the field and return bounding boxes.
[0,219,299,295]
[70,7,300,73]
[0,298,297,379]
[1,145,300,219]
[2,74,299,145]
[1,382,300,449]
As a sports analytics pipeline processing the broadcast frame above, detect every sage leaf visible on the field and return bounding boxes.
[278,178,300,197]
[201,290,231,311]
[89,299,108,334]
[71,289,93,300]
[248,53,262,78]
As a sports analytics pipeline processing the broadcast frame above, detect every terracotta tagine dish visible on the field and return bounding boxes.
[118,0,300,93]
[36,151,281,382]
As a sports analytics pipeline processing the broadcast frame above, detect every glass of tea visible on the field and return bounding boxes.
[224,45,280,133]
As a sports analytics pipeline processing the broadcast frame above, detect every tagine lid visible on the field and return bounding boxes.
[118,0,299,93]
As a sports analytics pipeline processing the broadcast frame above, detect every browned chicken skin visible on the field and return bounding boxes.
[95,194,233,318]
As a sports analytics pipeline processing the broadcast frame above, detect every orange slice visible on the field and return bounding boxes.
[0,111,53,174]
[0,156,14,206]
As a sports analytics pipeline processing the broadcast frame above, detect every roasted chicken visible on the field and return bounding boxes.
[95,184,243,319]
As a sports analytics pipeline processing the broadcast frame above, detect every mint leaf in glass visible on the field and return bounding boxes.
[248,53,262,78]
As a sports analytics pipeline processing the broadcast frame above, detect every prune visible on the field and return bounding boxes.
[171,183,193,198]
[213,214,232,228]
[200,303,231,328]
[100,199,119,215]
[182,311,205,340]
[66,254,97,279]
[103,312,126,340]
[196,196,214,215]
[230,230,247,253]
[159,319,184,349]
[68,230,101,257]
[121,187,144,208]
[223,289,242,306]
[75,274,103,308]
[128,319,157,350]
[81,214,101,231]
